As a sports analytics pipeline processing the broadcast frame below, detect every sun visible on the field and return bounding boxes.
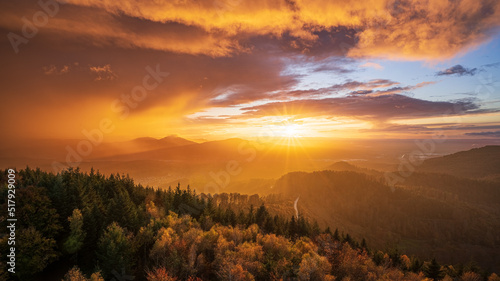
[284,124,299,138]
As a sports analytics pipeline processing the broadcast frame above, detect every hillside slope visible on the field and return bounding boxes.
[272,170,500,271]
[417,145,500,181]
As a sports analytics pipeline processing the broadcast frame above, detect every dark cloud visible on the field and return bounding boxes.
[465,131,500,137]
[362,124,500,133]
[482,62,500,68]
[240,94,487,122]
[436,65,477,76]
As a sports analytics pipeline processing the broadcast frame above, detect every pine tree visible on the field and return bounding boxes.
[424,258,444,280]
[289,215,297,238]
[255,204,268,227]
[333,228,340,241]
[361,238,368,250]
[410,257,423,273]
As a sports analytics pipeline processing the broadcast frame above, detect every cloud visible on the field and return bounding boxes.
[239,94,487,123]
[43,65,70,75]
[0,2,246,57]
[482,62,500,68]
[436,65,478,76]
[347,0,500,60]
[362,123,500,133]
[209,78,435,106]
[464,130,500,137]
[361,62,383,70]
[2,0,499,59]
[1,0,499,141]
[89,64,118,81]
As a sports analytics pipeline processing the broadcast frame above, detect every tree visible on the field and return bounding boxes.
[409,257,423,273]
[333,229,340,241]
[488,273,500,281]
[62,266,104,281]
[460,272,482,281]
[63,267,87,281]
[16,185,62,239]
[97,222,134,279]
[218,262,255,281]
[289,216,297,238]
[146,267,178,281]
[16,227,59,279]
[255,205,268,227]
[424,259,444,280]
[64,209,86,259]
[297,252,334,281]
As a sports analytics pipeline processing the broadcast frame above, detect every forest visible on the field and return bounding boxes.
[1,167,499,281]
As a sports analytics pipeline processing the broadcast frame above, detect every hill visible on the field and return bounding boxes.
[327,161,383,178]
[417,145,500,181]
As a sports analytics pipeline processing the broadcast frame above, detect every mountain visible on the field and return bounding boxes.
[327,161,383,178]
[101,138,251,162]
[0,136,197,162]
[417,145,500,181]
[327,161,359,171]
[129,135,196,148]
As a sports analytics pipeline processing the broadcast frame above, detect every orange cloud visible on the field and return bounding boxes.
[348,0,500,60]
[0,2,246,56]
[40,0,500,60]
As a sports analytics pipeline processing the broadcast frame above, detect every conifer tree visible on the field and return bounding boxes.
[424,258,444,280]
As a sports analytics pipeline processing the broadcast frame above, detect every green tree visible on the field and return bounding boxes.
[409,257,423,273]
[64,209,86,258]
[255,205,268,227]
[97,222,134,279]
[17,227,59,280]
[333,229,340,241]
[17,186,62,239]
[424,259,444,280]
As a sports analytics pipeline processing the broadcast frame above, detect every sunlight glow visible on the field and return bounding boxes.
[283,124,300,138]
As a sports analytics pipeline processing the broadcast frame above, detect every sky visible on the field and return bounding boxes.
[1,0,500,143]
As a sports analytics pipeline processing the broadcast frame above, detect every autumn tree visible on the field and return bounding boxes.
[489,273,500,281]
[146,267,178,281]
[62,266,104,281]
[297,252,334,281]
[460,272,482,281]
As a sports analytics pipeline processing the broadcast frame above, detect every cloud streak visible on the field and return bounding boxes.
[465,131,500,137]
[436,65,478,76]
[240,94,487,123]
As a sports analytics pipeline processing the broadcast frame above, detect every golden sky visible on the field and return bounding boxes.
[1,0,500,143]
